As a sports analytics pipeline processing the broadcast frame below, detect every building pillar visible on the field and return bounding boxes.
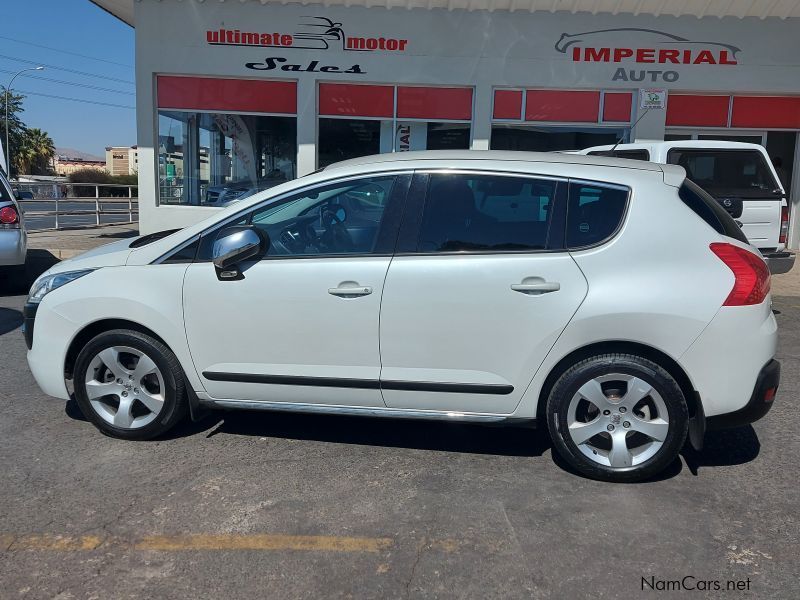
[296,78,317,176]
[471,83,492,151]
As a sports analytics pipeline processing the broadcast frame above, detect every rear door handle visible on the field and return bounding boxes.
[328,285,373,297]
[511,281,560,295]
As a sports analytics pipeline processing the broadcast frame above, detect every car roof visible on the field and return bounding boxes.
[324,149,664,172]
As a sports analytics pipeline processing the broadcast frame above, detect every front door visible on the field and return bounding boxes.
[379,171,588,414]
[183,174,408,407]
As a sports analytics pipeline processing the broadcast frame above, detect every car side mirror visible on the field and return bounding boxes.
[212,225,268,279]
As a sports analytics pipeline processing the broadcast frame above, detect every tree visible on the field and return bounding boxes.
[0,86,27,176]
[1,87,57,176]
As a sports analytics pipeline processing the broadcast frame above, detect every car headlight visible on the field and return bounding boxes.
[27,269,94,304]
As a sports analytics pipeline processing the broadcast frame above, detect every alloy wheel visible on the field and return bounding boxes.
[84,345,166,429]
[566,373,670,469]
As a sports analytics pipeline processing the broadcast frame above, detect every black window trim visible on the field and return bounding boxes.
[153,169,413,264]
[394,168,570,257]
[564,178,632,252]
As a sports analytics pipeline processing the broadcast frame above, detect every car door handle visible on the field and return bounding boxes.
[510,281,560,295]
[328,285,373,297]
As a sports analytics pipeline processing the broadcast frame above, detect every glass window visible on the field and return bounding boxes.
[318,119,387,168]
[491,125,627,152]
[417,173,556,252]
[425,123,471,150]
[566,182,628,248]
[246,176,396,256]
[588,149,650,161]
[666,149,781,199]
[158,110,296,206]
[678,180,749,244]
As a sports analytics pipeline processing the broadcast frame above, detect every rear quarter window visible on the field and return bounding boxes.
[678,180,749,244]
[566,182,629,249]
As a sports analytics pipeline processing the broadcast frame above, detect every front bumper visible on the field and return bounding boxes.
[707,359,780,430]
[22,302,37,350]
[764,251,795,275]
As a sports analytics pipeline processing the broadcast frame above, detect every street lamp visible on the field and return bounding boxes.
[4,66,44,176]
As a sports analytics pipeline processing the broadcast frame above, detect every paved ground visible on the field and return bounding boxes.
[0,242,798,598]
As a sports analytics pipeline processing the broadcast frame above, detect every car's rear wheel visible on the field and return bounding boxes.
[546,353,688,482]
[73,329,187,440]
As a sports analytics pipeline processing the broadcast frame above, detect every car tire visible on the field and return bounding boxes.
[73,329,188,440]
[546,353,688,483]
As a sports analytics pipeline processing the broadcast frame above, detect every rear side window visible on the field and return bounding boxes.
[416,173,556,252]
[588,149,650,161]
[678,180,749,244]
[566,182,628,248]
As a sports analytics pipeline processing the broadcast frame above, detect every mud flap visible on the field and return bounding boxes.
[687,393,706,451]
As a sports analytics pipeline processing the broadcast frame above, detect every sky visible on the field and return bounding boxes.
[2,0,135,158]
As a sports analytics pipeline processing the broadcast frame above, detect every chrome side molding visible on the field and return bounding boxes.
[203,398,511,423]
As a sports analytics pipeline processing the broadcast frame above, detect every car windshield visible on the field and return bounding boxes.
[666,149,781,199]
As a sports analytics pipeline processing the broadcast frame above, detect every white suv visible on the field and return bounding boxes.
[576,141,794,274]
[24,151,779,482]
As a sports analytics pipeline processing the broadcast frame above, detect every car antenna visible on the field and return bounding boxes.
[610,108,650,153]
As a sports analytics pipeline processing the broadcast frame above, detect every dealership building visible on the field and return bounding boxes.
[92,0,800,248]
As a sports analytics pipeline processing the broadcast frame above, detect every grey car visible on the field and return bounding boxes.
[0,170,27,283]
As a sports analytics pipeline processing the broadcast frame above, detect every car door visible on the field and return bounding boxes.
[183,173,410,407]
[379,171,589,414]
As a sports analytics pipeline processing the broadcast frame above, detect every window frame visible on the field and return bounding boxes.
[394,169,569,256]
[155,170,412,264]
[564,178,632,251]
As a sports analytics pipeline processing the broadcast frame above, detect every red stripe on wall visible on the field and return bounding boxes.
[319,83,394,118]
[602,92,632,122]
[157,76,297,114]
[665,94,729,127]
[525,90,600,122]
[493,89,523,120]
[731,96,800,129]
[396,86,473,120]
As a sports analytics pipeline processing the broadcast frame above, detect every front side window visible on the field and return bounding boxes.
[246,176,397,256]
[666,149,781,199]
[416,173,556,252]
[566,182,628,248]
[158,110,296,206]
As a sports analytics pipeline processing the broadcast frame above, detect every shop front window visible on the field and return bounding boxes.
[490,125,627,152]
[158,110,296,206]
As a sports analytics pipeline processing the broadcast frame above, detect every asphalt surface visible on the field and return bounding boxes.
[20,201,137,231]
[0,266,798,598]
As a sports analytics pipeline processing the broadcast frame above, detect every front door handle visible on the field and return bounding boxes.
[328,284,373,297]
[511,281,560,295]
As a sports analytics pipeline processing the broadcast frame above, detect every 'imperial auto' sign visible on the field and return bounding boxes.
[555,28,742,83]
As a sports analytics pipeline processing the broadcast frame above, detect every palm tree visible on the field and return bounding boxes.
[19,128,55,175]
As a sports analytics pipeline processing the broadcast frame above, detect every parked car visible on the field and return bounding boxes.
[25,151,779,482]
[574,141,794,274]
[0,169,27,286]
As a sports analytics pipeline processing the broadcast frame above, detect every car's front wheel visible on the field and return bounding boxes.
[546,353,688,482]
[73,329,187,440]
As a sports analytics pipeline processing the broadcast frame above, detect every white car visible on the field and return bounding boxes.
[574,141,794,274]
[0,169,27,286]
[25,151,779,482]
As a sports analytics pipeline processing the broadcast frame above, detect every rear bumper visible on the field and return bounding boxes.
[0,229,26,266]
[707,359,779,430]
[764,251,794,275]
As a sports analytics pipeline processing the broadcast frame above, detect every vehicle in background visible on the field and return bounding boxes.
[575,141,794,274]
[25,151,779,482]
[0,169,28,287]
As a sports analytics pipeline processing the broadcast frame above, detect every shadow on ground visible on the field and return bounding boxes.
[0,307,23,335]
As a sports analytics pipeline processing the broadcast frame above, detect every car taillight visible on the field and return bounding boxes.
[779,206,789,245]
[0,206,19,226]
[710,242,771,306]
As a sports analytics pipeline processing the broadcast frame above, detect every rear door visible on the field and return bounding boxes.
[378,171,588,414]
[666,148,783,250]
